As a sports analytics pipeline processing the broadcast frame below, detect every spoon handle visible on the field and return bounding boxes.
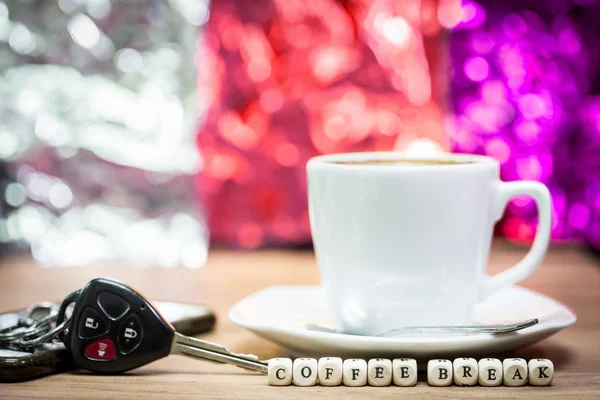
[378,318,539,336]
[306,318,539,337]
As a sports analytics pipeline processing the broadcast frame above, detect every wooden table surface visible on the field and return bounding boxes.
[0,240,599,399]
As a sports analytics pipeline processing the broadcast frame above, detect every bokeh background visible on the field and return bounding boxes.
[0,0,599,267]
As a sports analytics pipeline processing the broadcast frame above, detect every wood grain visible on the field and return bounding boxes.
[0,240,599,399]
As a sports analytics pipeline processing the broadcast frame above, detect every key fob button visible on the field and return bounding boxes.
[97,291,130,320]
[85,338,117,360]
[78,307,109,339]
[118,314,143,354]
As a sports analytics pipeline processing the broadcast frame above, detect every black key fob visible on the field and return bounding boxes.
[63,278,175,373]
[1,294,216,381]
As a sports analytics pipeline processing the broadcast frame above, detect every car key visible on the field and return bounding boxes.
[60,278,267,374]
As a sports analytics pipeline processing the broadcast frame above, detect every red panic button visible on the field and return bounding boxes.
[85,338,117,360]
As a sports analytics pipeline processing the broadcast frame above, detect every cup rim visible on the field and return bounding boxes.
[307,151,499,169]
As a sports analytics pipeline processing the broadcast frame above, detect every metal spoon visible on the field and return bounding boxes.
[306,318,539,337]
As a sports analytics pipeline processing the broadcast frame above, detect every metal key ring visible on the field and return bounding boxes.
[26,302,59,320]
[17,318,71,349]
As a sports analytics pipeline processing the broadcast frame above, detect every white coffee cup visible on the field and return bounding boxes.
[307,152,551,335]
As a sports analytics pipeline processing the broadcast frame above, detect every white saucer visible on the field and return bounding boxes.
[229,286,576,359]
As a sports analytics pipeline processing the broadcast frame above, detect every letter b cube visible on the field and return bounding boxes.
[427,359,453,386]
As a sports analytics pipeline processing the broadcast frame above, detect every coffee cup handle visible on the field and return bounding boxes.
[479,181,552,301]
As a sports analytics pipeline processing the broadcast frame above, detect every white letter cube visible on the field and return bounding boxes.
[318,357,343,386]
[478,358,502,386]
[392,358,417,387]
[268,358,292,386]
[293,358,317,386]
[343,359,367,386]
[453,358,478,386]
[503,358,528,386]
[367,358,392,386]
[528,358,554,386]
[427,359,453,386]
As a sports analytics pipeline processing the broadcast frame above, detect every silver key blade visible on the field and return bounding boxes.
[170,332,268,374]
[306,318,539,337]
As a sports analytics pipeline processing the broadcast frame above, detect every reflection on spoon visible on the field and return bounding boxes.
[306,318,539,337]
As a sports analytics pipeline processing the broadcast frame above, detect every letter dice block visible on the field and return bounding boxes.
[427,359,453,386]
[503,358,528,387]
[453,358,478,386]
[268,358,293,386]
[478,358,502,387]
[293,358,318,386]
[528,359,554,386]
[343,359,367,386]
[318,357,343,386]
[367,358,392,386]
[392,358,417,387]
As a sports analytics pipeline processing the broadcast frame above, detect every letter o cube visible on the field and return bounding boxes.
[293,358,318,386]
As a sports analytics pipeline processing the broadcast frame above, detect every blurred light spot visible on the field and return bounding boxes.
[380,16,412,48]
[9,24,36,55]
[568,203,590,230]
[271,214,296,238]
[35,115,59,142]
[275,142,300,167]
[0,131,18,159]
[210,154,237,179]
[470,31,495,54]
[25,173,52,202]
[515,120,541,143]
[172,0,210,26]
[115,48,143,73]
[86,0,111,19]
[67,14,100,49]
[464,56,489,82]
[324,115,348,140]
[485,138,511,164]
[238,223,263,248]
[438,0,463,28]
[557,27,581,55]
[518,94,548,120]
[17,206,47,241]
[376,110,402,136]
[259,89,283,113]
[247,58,271,82]
[48,183,73,209]
[481,80,507,105]
[404,138,444,155]
[17,89,42,116]
[502,14,527,38]
[0,2,8,25]
[181,240,208,269]
[5,183,26,207]
[58,0,79,13]
[460,2,486,29]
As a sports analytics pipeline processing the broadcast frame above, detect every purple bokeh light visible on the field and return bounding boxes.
[450,0,600,248]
